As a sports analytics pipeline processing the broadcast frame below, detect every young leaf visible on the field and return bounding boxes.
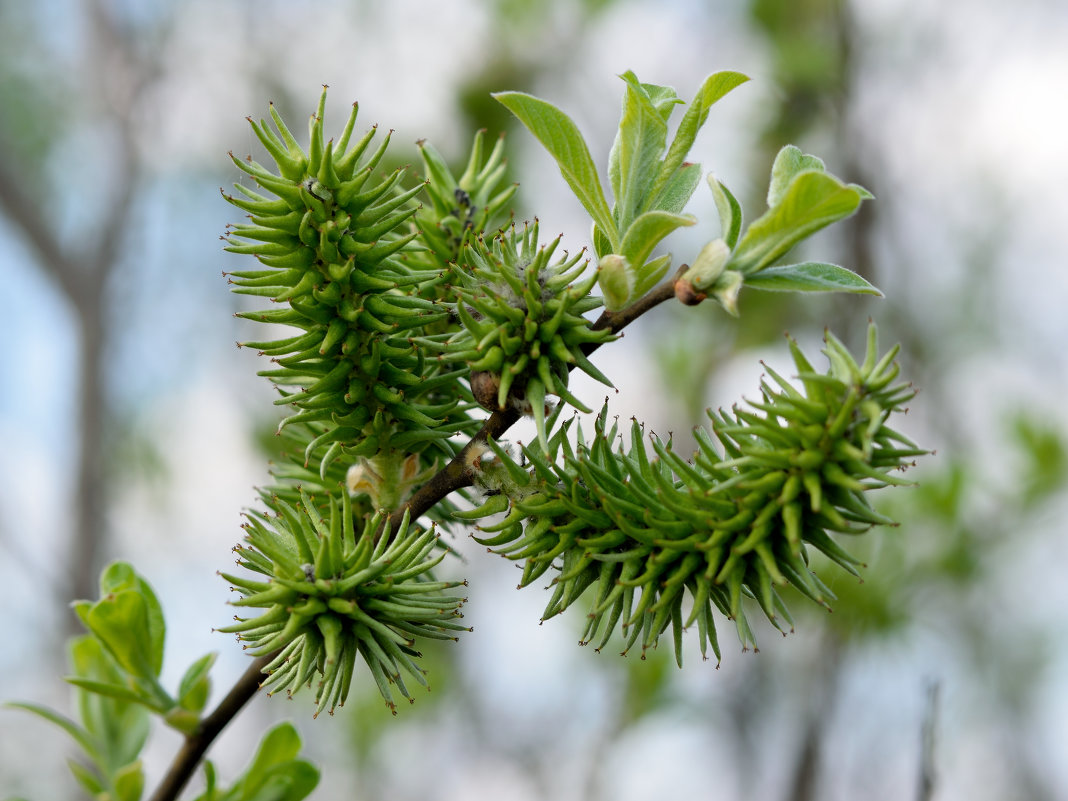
[653,161,702,215]
[177,652,218,714]
[84,590,162,682]
[95,562,167,679]
[226,723,320,801]
[67,759,106,796]
[707,174,742,249]
[607,71,677,226]
[767,145,826,208]
[646,70,749,211]
[744,262,883,295]
[69,636,152,774]
[4,702,99,760]
[65,678,159,709]
[112,760,145,801]
[494,91,618,250]
[619,209,696,276]
[728,170,867,275]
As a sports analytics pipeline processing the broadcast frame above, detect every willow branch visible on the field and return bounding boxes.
[151,266,686,801]
[388,264,687,532]
[149,654,274,801]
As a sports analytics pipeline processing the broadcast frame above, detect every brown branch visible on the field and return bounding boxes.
[0,138,80,298]
[388,264,688,533]
[148,654,274,801]
[150,266,688,800]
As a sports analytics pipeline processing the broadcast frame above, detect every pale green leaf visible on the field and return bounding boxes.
[67,759,106,796]
[5,702,98,760]
[619,209,695,272]
[494,91,618,250]
[113,760,145,801]
[177,652,217,714]
[707,174,742,249]
[729,170,866,275]
[85,591,157,680]
[65,678,161,710]
[592,224,614,259]
[646,71,749,211]
[767,145,825,208]
[97,562,166,678]
[744,262,883,295]
[608,71,675,226]
[654,161,702,216]
[633,253,672,298]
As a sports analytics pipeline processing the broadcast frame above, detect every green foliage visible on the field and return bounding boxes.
[6,563,224,799]
[194,724,319,801]
[677,146,875,314]
[497,70,749,309]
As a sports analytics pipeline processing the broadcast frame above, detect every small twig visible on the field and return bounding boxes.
[916,679,940,801]
[387,264,687,533]
[149,654,274,801]
[152,266,688,801]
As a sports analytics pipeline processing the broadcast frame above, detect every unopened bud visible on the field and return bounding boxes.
[597,254,634,311]
[711,269,744,317]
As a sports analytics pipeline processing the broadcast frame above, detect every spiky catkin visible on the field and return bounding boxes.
[431,221,615,452]
[461,324,925,664]
[220,489,470,716]
[222,88,481,475]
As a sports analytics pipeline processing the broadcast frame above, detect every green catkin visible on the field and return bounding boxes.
[465,324,925,660]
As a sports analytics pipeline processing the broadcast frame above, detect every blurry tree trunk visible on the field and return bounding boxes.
[0,0,155,623]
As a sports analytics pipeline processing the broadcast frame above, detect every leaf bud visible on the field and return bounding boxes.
[597,253,634,311]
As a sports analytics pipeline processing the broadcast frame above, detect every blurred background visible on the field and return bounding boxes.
[1,0,1066,799]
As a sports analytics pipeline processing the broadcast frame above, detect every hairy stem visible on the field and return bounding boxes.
[150,265,686,801]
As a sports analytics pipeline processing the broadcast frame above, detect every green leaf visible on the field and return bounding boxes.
[654,161,702,216]
[5,702,98,760]
[67,759,106,796]
[177,652,218,714]
[235,724,308,793]
[69,635,152,772]
[592,224,614,259]
[635,254,672,298]
[744,262,883,295]
[494,91,618,250]
[95,562,167,679]
[619,209,695,278]
[707,174,742,249]
[646,71,749,212]
[729,170,867,275]
[608,71,676,227]
[225,726,320,801]
[65,678,162,710]
[85,591,159,681]
[767,144,826,208]
[113,760,145,801]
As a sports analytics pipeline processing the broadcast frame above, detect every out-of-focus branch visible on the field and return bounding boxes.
[0,140,80,296]
[917,680,939,801]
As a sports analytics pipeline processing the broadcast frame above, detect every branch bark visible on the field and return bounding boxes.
[148,655,274,801]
